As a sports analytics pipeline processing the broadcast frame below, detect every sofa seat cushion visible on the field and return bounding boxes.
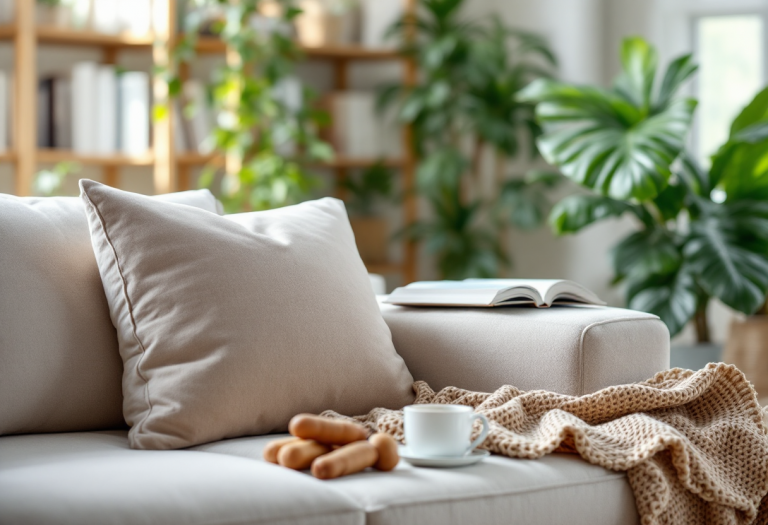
[0,432,362,525]
[379,302,670,396]
[194,434,639,525]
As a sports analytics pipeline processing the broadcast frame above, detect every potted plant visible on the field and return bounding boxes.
[342,162,394,264]
[382,0,560,278]
[164,0,334,213]
[519,37,768,369]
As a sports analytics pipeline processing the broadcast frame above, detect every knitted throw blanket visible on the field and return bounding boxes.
[322,363,768,525]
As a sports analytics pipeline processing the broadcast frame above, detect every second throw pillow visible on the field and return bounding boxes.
[80,180,414,450]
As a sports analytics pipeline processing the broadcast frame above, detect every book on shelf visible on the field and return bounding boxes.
[118,71,150,157]
[38,75,72,149]
[96,66,117,155]
[37,77,53,148]
[385,279,606,308]
[71,62,98,154]
[67,61,149,156]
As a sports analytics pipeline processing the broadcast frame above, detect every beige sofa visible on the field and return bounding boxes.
[0,193,670,525]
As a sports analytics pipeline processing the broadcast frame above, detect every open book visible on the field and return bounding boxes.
[384,279,606,308]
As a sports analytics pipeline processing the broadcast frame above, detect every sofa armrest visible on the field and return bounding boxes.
[379,301,670,396]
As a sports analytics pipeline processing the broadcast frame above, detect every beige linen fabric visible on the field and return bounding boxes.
[79,180,414,450]
[195,433,639,525]
[379,301,670,395]
[0,431,363,525]
[325,363,768,525]
[0,190,221,436]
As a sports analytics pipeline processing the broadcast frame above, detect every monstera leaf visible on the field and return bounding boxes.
[684,201,768,315]
[711,87,768,201]
[549,194,635,234]
[518,37,697,202]
[612,228,682,283]
[626,266,699,338]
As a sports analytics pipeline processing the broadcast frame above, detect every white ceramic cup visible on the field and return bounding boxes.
[403,404,490,457]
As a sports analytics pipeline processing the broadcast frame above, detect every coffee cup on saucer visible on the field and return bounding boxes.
[400,404,490,468]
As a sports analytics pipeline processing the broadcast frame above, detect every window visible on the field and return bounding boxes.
[695,15,765,165]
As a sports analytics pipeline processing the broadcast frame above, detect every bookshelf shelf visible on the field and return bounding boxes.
[193,37,402,61]
[177,152,222,166]
[37,149,155,167]
[35,27,154,48]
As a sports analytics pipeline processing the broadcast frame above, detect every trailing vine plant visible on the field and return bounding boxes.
[160,0,333,212]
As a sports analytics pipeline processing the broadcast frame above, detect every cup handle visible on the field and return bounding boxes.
[466,413,490,455]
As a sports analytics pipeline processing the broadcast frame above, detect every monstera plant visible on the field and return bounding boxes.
[519,37,768,341]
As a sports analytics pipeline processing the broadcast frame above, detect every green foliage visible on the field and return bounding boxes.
[518,38,697,201]
[34,162,80,197]
[162,0,333,212]
[342,163,394,216]
[524,36,768,341]
[384,0,559,278]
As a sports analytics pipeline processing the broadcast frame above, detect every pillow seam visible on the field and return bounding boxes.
[81,190,155,437]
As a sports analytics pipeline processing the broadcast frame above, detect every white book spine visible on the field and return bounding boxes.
[71,61,99,154]
[361,0,404,49]
[0,71,7,152]
[95,66,117,154]
[119,72,150,157]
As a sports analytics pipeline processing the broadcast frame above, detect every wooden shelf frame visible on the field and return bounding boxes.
[195,36,402,61]
[4,1,418,282]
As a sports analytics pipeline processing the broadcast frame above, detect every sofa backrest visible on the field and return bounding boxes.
[0,191,222,436]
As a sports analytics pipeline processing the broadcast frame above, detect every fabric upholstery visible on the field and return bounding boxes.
[0,190,221,436]
[79,180,414,449]
[195,434,639,525]
[379,302,670,396]
[0,432,363,525]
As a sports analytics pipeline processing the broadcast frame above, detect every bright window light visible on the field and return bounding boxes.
[697,15,764,165]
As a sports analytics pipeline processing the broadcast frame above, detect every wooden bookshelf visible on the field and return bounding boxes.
[4,0,418,284]
[37,26,154,48]
[37,149,155,167]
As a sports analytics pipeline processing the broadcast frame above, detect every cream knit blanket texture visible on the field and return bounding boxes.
[322,363,768,525]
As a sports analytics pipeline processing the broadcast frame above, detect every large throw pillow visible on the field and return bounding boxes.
[0,189,222,436]
[79,180,414,450]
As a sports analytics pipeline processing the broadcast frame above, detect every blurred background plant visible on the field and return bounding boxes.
[521,37,768,341]
[33,162,80,197]
[381,0,560,279]
[161,0,333,213]
[341,162,394,217]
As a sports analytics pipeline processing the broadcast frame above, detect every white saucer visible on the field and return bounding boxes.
[398,446,490,468]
